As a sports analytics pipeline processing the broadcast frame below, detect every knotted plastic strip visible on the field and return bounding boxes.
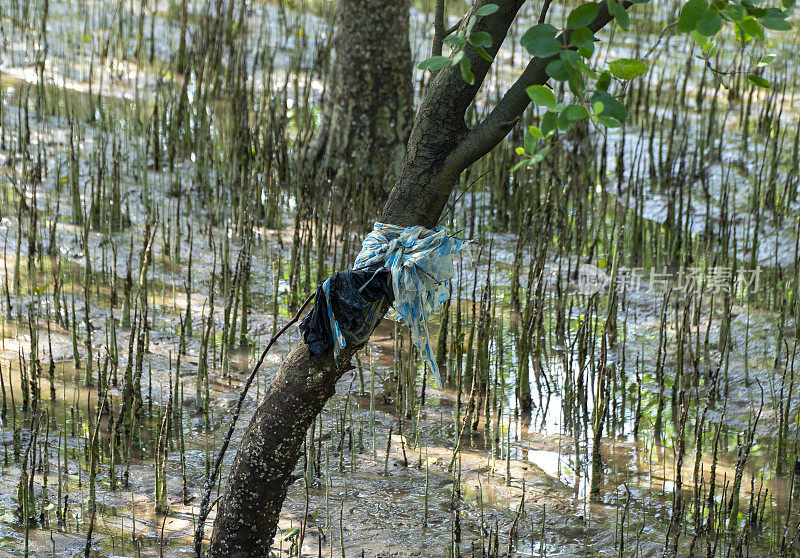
[354,222,466,387]
[301,222,466,387]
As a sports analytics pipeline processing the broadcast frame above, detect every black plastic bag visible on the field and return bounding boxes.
[300,267,392,356]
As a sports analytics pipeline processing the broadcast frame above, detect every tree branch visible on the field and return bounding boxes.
[381,0,526,228]
[449,0,633,172]
[428,0,526,129]
[432,0,446,56]
[538,0,554,24]
[444,17,465,37]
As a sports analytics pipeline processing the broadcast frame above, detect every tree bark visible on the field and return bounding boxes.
[208,2,628,556]
[304,0,413,214]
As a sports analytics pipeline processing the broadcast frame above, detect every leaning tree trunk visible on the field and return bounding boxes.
[208,2,627,556]
[304,0,413,216]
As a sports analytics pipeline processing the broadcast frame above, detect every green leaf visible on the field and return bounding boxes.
[723,3,746,21]
[460,57,475,84]
[443,35,464,47]
[590,90,628,120]
[592,100,604,114]
[612,1,630,29]
[578,59,598,79]
[570,26,595,47]
[696,9,722,36]
[596,70,612,91]
[465,15,477,35]
[571,27,595,57]
[564,104,590,121]
[677,0,708,33]
[596,115,623,128]
[526,84,557,109]
[469,31,493,47]
[475,46,493,61]
[529,37,563,57]
[540,111,558,137]
[742,4,767,18]
[532,145,551,163]
[528,125,544,139]
[691,29,710,47]
[747,74,770,87]
[524,128,538,153]
[761,15,792,30]
[757,53,777,67]
[546,59,570,81]
[738,17,764,39]
[567,2,600,29]
[765,7,790,19]
[476,3,500,16]
[515,146,525,155]
[782,0,796,9]
[558,110,576,131]
[560,49,581,67]
[418,55,451,71]
[520,24,558,53]
[608,58,648,79]
[280,528,301,541]
[567,68,586,97]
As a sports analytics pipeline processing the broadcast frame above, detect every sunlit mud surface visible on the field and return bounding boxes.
[1,220,796,556]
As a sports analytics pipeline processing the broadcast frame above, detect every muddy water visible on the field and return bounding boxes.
[3,227,795,557]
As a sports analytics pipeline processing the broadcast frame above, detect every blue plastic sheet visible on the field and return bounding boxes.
[346,222,467,387]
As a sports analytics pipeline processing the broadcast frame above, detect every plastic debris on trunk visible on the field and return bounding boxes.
[300,221,466,388]
[300,267,392,357]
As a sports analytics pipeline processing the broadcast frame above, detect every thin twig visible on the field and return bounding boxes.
[437,168,492,226]
[642,21,677,62]
[416,265,443,285]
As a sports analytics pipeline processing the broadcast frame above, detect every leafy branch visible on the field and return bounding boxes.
[418,0,797,171]
[420,3,500,85]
